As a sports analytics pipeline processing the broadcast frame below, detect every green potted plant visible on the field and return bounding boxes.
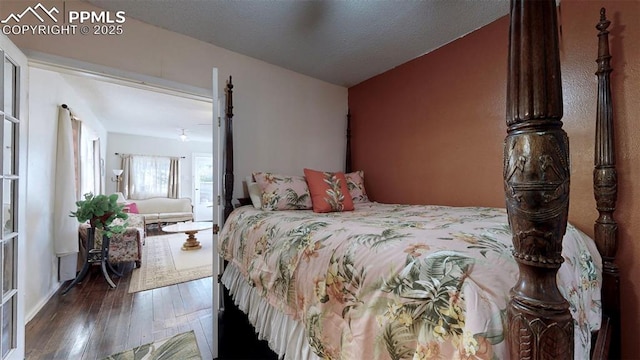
[70,192,129,235]
[63,193,129,294]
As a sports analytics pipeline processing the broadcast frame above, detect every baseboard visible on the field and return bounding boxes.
[25,281,62,324]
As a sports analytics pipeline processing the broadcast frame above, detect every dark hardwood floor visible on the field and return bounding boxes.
[26,262,279,359]
[26,263,214,360]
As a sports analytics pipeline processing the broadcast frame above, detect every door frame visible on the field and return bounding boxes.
[16,53,220,357]
[211,68,223,359]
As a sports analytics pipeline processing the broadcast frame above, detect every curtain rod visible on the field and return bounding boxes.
[115,152,186,159]
[61,103,74,115]
[61,103,79,120]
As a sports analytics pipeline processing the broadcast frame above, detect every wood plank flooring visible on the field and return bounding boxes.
[25,263,214,360]
[25,262,280,359]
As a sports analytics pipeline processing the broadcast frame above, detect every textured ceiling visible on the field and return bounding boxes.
[58,1,511,142]
[87,0,510,87]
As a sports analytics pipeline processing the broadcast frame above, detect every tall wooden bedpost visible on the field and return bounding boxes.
[224,76,235,221]
[346,110,352,173]
[593,8,620,359]
[503,0,573,358]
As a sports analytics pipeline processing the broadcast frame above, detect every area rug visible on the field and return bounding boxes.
[102,330,201,360]
[128,231,213,293]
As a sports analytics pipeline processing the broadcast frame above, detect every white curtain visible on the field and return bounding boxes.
[120,155,181,199]
[93,139,102,194]
[79,123,99,196]
[120,154,132,197]
[53,106,79,257]
[168,157,180,198]
[128,155,171,199]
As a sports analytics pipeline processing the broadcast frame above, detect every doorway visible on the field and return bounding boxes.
[22,59,220,359]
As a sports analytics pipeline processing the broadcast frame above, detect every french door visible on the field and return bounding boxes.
[0,34,26,360]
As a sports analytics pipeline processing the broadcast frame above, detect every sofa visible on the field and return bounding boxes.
[128,197,193,227]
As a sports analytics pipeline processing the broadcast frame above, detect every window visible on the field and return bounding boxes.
[78,123,100,196]
[128,155,172,199]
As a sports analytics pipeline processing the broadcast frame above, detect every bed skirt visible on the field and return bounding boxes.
[221,263,321,360]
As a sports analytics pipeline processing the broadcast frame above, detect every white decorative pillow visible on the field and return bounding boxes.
[345,170,370,203]
[245,176,262,209]
[252,172,312,211]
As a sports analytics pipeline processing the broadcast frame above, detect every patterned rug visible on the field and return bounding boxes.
[128,231,213,293]
[144,223,170,237]
[101,331,201,360]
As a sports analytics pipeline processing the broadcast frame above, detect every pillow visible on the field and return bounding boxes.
[245,176,262,209]
[345,170,370,203]
[253,172,312,211]
[304,168,354,213]
[126,202,139,214]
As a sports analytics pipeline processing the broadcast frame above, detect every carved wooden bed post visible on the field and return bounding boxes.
[593,8,620,359]
[503,0,573,358]
[346,110,352,173]
[224,76,235,221]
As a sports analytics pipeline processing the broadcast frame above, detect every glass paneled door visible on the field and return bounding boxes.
[0,34,26,360]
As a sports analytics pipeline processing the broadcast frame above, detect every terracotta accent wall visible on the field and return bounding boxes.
[348,1,640,358]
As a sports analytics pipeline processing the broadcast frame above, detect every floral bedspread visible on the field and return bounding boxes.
[219,202,602,360]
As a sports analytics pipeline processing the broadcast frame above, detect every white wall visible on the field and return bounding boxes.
[7,1,349,198]
[25,67,108,321]
[106,132,211,199]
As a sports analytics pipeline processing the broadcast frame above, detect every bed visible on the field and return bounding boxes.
[215,2,620,359]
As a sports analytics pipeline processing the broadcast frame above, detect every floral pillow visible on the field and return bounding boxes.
[345,170,369,203]
[253,172,312,211]
[304,168,354,213]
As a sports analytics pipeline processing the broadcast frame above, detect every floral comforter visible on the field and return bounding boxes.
[218,202,602,360]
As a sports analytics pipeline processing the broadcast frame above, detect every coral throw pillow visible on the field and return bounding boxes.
[304,168,354,213]
[253,172,312,210]
[345,170,369,203]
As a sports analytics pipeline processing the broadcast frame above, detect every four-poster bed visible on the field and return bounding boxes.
[216,2,620,359]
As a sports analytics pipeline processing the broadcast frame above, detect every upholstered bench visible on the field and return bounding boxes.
[78,219,143,268]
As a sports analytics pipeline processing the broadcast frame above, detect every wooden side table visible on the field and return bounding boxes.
[62,226,120,294]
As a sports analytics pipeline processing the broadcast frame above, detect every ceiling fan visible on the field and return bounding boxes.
[179,128,189,142]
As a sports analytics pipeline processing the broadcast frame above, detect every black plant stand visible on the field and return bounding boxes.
[61,226,120,295]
